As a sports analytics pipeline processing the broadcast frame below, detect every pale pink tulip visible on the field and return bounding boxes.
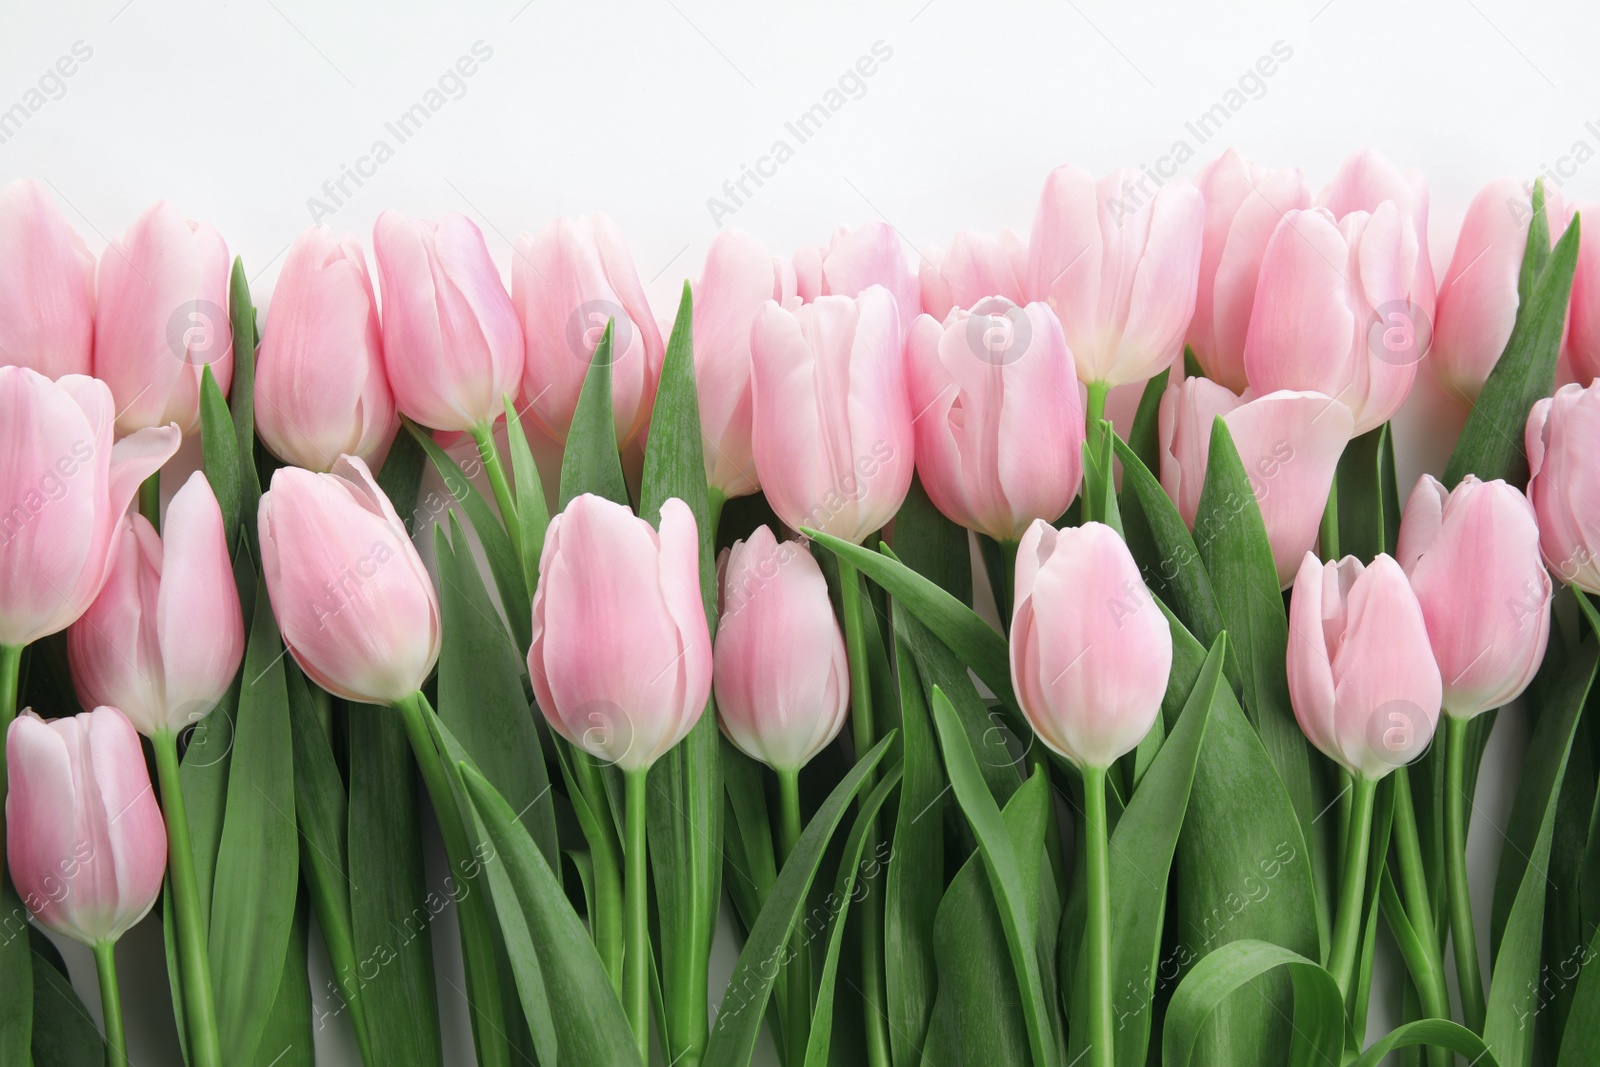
[529,494,711,771]
[1286,552,1442,779]
[793,222,921,320]
[258,456,440,704]
[6,707,166,946]
[256,226,395,471]
[918,229,1027,321]
[1565,199,1600,386]
[1319,149,1437,319]
[0,367,180,647]
[372,211,523,433]
[906,299,1083,541]
[0,179,95,379]
[94,201,232,435]
[1526,380,1600,593]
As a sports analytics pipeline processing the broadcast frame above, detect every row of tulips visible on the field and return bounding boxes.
[0,143,1597,1067]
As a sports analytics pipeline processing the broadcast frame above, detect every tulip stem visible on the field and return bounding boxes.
[1328,774,1378,1006]
[1086,379,1109,431]
[470,422,523,573]
[573,753,625,992]
[1444,714,1486,1031]
[776,767,810,1067]
[151,730,224,1067]
[1391,770,1453,1067]
[140,472,160,533]
[623,767,651,1065]
[836,558,891,1067]
[1319,481,1340,560]
[93,941,127,1067]
[1083,763,1114,1067]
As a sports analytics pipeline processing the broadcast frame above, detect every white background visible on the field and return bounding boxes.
[5,0,1599,1062]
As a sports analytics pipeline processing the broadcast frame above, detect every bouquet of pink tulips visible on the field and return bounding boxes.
[3,147,1600,1067]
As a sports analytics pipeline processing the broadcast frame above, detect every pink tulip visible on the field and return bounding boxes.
[1025,165,1204,389]
[713,526,848,770]
[0,368,180,648]
[372,211,523,434]
[918,229,1027,321]
[0,180,95,379]
[258,455,440,704]
[1158,378,1353,587]
[528,494,711,771]
[1565,199,1600,386]
[1244,204,1424,435]
[6,707,166,946]
[905,299,1083,541]
[1318,149,1436,320]
[1526,380,1600,593]
[793,222,921,320]
[1286,552,1442,779]
[749,286,914,544]
[1397,475,1550,720]
[513,214,663,447]
[256,226,396,472]
[1009,520,1172,767]
[692,230,796,499]
[1187,151,1312,393]
[67,473,244,736]
[94,201,232,435]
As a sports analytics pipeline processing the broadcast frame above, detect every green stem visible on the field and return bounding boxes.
[1083,764,1114,1067]
[470,422,523,572]
[93,941,127,1067]
[151,731,223,1067]
[623,768,651,1065]
[573,752,625,994]
[1444,714,1486,1031]
[706,487,727,544]
[836,558,890,1067]
[392,693,510,1067]
[139,472,160,533]
[0,643,21,799]
[1328,775,1378,1003]
[776,768,809,1067]
[1319,480,1340,561]
[1390,772,1453,1067]
[1086,380,1109,432]
[997,538,1019,632]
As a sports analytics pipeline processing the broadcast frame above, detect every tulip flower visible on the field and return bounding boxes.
[95,201,233,435]
[256,226,396,472]
[8,706,167,1064]
[68,472,244,736]
[749,286,914,545]
[0,179,95,379]
[692,230,795,501]
[793,221,921,320]
[1025,164,1204,407]
[1187,151,1312,392]
[918,229,1027,321]
[258,455,441,705]
[1158,378,1353,586]
[713,525,848,772]
[513,214,663,447]
[1526,380,1600,593]
[1566,199,1600,386]
[1397,475,1550,720]
[1244,204,1424,435]
[372,211,523,434]
[1319,149,1436,319]
[905,298,1083,542]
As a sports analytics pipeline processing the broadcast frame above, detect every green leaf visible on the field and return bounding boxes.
[891,475,972,605]
[0,883,30,1062]
[1520,179,1553,303]
[1161,940,1346,1067]
[227,257,262,562]
[1334,424,1400,563]
[1354,1019,1500,1067]
[1444,206,1581,487]
[1557,919,1600,1065]
[253,897,314,1067]
[703,734,897,1067]
[376,425,428,533]
[199,362,242,546]
[501,393,550,592]
[558,319,628,508]
[29,947,100,1066]
[208,576,301,1063]
[1128,369,1169,476]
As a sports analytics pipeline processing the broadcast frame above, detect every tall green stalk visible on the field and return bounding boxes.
[1443,714,1486,1031]
[470,422,523,573]
[93,941,127,1067]
[623,768,651,1065]
[1390,771,1452,1067]
[1083,764,1114,1067]
[1328,775,1378,1003]
[776,767,809,1067]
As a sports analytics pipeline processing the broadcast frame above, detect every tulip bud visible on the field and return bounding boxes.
[6,707,166,946]
[513,214,663,447]
[713,526,848,771]
[1526,380,1600,593]
[692,230,796,499]
[68,473,244,736]
[258,456,441,704]
[749,286,914,544]
[1286,552,1442,779]
[0,368,180,647]
[528,494,711,771]
[1187,151,1312,393]
[1244,204,1425,435]
[1318,149,1436,320]
[0,179,95,379]
[1158,378,1353,587]
[918,229,1027,321]
[1565,199,1600,386]
[906,299,1083,541]
[1397,475,1550,720]
[372,211,523,433]
[793,222,921,320]
[256,226,396,472]
[94,201,232,435]
[1009,520,1172,768]
[1025,165,1204,389]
